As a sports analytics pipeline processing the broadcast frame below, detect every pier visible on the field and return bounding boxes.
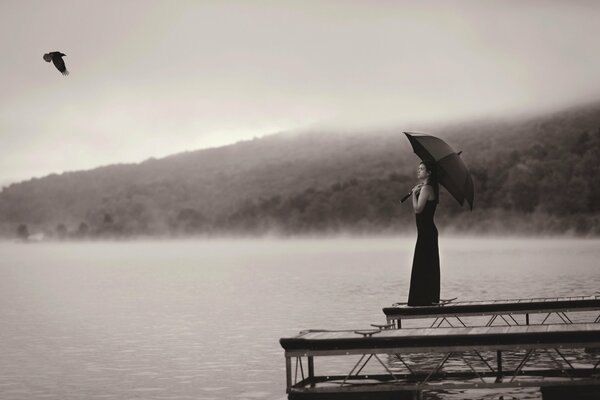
[383,295,600,329]
[280,323,600,399]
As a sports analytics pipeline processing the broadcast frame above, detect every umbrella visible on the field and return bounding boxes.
[401,131,474,210]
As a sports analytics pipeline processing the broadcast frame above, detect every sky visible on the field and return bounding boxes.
[2,0,600,186]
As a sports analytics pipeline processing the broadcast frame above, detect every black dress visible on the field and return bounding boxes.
[407,195,440,306]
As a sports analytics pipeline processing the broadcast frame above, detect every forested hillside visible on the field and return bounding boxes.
[2,102,600,238]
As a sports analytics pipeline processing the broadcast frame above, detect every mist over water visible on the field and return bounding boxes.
[0,237,599,400]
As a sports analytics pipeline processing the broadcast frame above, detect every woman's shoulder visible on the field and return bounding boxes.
[420,184,436,200]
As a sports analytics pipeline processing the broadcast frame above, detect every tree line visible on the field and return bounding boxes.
[222,125,600,236]
[3,103,600,239]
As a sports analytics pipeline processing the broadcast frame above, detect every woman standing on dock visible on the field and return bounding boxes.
[407,161,440,306]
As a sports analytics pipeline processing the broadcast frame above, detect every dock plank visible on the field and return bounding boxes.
[281,323,600,355]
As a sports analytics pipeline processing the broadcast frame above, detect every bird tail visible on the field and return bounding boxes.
[62,70,69,76]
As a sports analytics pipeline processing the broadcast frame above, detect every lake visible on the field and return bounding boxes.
[0,237,599,400]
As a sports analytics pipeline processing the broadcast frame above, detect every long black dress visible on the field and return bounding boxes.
[407,195,440,306]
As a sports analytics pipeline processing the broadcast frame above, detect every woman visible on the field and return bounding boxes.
[407,161,440,306]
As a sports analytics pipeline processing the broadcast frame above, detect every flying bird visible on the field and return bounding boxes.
[43,51,69,75]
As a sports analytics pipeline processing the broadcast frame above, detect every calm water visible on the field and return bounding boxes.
[0,237,599,400]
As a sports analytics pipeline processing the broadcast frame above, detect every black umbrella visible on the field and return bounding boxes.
[401,131,474,210]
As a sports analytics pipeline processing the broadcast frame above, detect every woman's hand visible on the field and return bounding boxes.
[411,183,423,195]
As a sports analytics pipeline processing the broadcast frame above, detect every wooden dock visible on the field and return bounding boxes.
[280,323,600,399]
[383,295,600,328]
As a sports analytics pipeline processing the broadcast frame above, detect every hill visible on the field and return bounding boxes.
[2,102,600,238]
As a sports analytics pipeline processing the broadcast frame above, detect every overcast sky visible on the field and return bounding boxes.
[2,0,600,186]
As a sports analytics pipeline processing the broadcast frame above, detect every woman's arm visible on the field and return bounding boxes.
[411,184,421,210]
[413,185,433,214]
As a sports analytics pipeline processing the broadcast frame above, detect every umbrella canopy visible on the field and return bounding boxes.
[404,132,474,210]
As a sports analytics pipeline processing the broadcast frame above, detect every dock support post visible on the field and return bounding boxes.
[285,356,292,390]
[496,350,503,380]
[308,356,314,381]
[526,313,530,325]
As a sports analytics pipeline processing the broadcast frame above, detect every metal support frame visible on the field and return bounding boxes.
[391,309,597,330]
[285,347,600,394]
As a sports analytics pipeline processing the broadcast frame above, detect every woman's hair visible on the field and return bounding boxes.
[420,161,439,203]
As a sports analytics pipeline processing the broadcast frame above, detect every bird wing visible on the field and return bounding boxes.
[52,55,69,75]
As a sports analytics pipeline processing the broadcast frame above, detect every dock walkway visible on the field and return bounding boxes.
[383,295,600,328]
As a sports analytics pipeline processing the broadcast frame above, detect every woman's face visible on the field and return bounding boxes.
[417,163,430,180]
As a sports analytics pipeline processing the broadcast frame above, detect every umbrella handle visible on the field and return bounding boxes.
[400,192,412,203]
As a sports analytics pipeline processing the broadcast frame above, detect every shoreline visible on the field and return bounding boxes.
[2,233,600,245]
